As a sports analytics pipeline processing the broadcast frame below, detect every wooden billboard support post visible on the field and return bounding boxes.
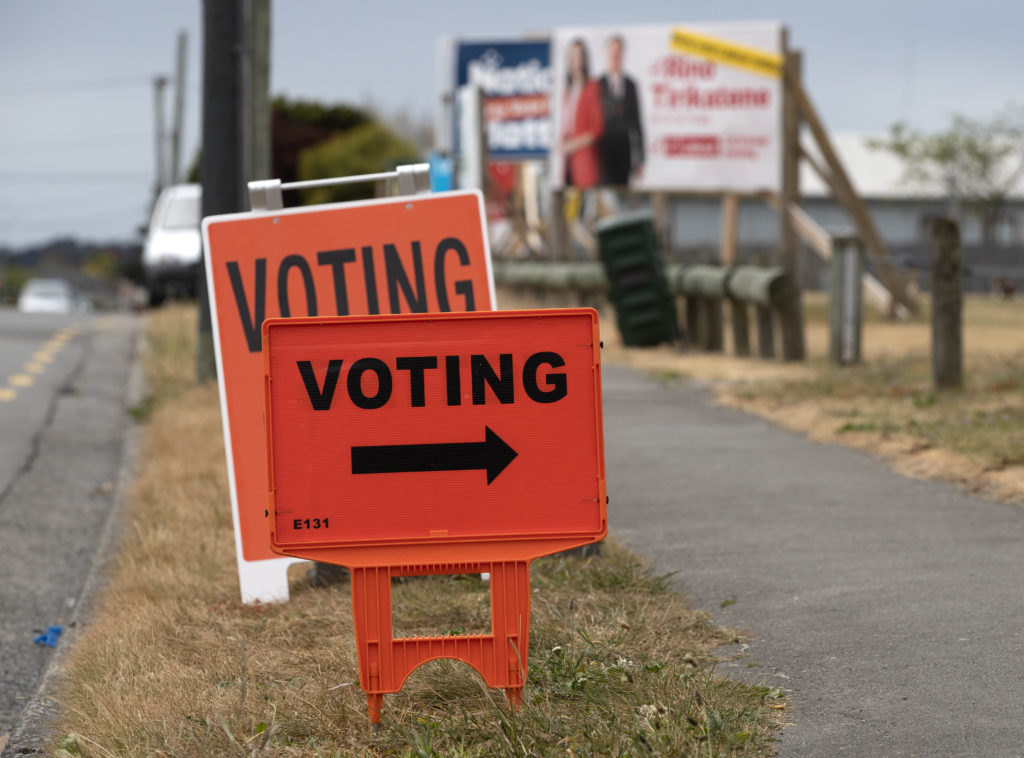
[651,191,670,253]
[549,189,569,260]
[720,195,743,354]
[720,193,739,266]
[720,194,748,356]
[783,61,918,318]
[756,304,776,358]
[731,297,751,356]
[777,41,806,362]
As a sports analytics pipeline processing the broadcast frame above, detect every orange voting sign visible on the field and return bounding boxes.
[262,309,606,721]
[263,308,605,562]
[202,190,494,603]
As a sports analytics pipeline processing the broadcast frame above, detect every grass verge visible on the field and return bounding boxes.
[501,287,1024,508]
[50,304,783,757]
[714,295,1024,505]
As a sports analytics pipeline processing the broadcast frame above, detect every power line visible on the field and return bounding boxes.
[0,75,158,97]
[0,183,148,198]
[0,201,147,222]
[0,133,150,149]
[0,171,150,183]
[0,207,146,227]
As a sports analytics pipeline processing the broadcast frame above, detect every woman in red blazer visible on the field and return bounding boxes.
[561,39,604,188]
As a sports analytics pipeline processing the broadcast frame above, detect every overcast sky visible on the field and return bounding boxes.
[1,0,1021,248]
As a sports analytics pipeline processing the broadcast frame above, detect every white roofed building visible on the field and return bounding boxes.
[660,132,1024,290]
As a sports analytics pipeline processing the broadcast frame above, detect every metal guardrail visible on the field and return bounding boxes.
[493,262,791,359]
[492,262,786,300]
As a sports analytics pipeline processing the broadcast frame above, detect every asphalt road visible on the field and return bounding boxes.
[0,308,137,740]
[603,365,1024,757]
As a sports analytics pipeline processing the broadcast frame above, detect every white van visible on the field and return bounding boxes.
[142,184,201,306]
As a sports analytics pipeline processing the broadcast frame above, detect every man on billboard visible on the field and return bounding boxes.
[597,35,644,185]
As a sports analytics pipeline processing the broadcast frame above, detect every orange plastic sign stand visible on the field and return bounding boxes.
[262,309,606,721]
[202,190,494,603]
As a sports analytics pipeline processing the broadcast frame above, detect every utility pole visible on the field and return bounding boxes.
[170,30,187,185]
[197,0,271,381]
[251,0,271,181]
[197,0,244,382]
[151,75,168,206]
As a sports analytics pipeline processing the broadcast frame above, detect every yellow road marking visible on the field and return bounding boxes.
[0,388,15,402]
[8,374,33,388]
[26,362,46,374]
[32,351,55,364]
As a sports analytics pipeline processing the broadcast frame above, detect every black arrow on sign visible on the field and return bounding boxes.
[351,426,518,485]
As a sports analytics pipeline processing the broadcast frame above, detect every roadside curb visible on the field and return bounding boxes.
[2,316,146,757]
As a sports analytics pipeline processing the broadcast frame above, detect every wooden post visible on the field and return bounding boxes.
[828,234,864,365]
[931,218,963,389]
[720,193,739,265]
[685,296,701,349]
[549,189,568,260]
[756,306,775,358]
[731,300,750,356]
[778,41,806,361]
[651,192,669,252]
[704,298,724,352]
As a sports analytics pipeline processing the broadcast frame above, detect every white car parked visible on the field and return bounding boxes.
[17,278,75,314]
[142,184,202,306]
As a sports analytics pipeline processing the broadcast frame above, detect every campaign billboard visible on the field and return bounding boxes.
[455,40,552,161]
[549,23,782,193]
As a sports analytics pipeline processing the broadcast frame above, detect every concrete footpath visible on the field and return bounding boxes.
[602,365,1024,758]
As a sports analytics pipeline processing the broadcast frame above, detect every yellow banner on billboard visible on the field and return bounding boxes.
[670,27,782,79]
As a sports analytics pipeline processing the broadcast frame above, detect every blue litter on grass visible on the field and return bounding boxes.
[34,625,62,647]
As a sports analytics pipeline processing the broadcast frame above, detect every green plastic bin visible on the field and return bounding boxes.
[594,212,678,346]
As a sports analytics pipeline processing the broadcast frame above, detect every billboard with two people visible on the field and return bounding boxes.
[550,23,783,193]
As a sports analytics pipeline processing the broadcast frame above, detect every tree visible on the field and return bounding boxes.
[868,105,1024,244]
[184,97,372,196]
[0,262,30,304]
[272,97,371,204]
[82,249,121,280]
[296,122,421,205]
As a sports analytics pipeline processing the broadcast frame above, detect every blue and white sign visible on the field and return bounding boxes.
[455,40,552,160]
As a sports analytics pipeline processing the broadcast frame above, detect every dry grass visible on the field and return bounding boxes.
[717,294,1024,506]
[499,287,1024,507]
[50,304,784,757]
